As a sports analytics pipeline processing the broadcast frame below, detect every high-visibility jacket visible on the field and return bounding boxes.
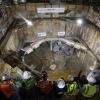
[38,79,53,94]
[23,79,35,90]
[0,82,16,98]
[64,82,79,96]
[82,84,99,97]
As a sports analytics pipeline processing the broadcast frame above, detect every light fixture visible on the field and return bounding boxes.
[25,19,33,27]
[18,14,33,27]
[76,18,83,26]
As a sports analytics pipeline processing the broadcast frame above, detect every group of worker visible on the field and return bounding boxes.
[36,70,100,100]
[0,70,100,100]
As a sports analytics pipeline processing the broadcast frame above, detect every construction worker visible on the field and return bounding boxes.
[77,70,88,87]
[22,71,36,89]
[0,74,20,100]
[81,72,99,98]
[64,75,79,96]
[20,71,36,100]
[38,71,53,100]
[87,70,100,88]
[54,77,66,97]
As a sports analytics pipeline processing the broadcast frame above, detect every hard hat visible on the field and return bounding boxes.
[67,75,74,82]
[92,70,100,81]
[42,71,47,75]
[57,79,65,89]
[2,74,10,81]
[87,70,100,83]
[42,71,47,78]
[22,71,32,80]
[87,73,96,84]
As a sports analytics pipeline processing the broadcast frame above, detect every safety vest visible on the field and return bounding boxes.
[82,84,98,97]
[0,82,16,98]
[23,79,35,90]
[38,79,53,94]
[64,82,79,96]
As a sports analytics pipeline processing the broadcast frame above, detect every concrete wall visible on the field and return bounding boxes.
[3,19,82,51]
[3,18,100,71]
[79,23,100,70]
[13,3,99,17]
[0,0,2,3]
[0,3,100,75]
[14,3,90,12]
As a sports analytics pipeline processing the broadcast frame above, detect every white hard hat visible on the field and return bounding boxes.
[87,72,96,83]
[67,75,74,82]
[22,71,32,80]
[2,74,10,81]
[57,79,65,89]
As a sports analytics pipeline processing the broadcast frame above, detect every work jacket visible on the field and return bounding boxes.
[82,84,99,97]
[38,79,53,94]
[64,81,79,96]
[0,82,16,98]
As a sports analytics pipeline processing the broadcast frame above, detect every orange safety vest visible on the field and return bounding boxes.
[0,82,16,98]
[38,79,53,94]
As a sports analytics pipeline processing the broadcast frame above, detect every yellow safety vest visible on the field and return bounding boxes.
[64,82,79,96]
[82,84,98,97]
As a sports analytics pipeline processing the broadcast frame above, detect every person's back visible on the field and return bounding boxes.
[20,71,36,100]
[22,78,35,90]
[0,82,16,98]
[64,75,79,96]
[82,83,99,97]
[38,78,53,94]
[78,70,88,86]
[65,81,79,96]
[54,78,66,97]
[38,71,53,100]
[0,74,20,100]
[87,70,100,88]
[81,72,99,98]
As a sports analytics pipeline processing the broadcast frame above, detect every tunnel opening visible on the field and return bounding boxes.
[0,16,99,80]
[23,40,87,80]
